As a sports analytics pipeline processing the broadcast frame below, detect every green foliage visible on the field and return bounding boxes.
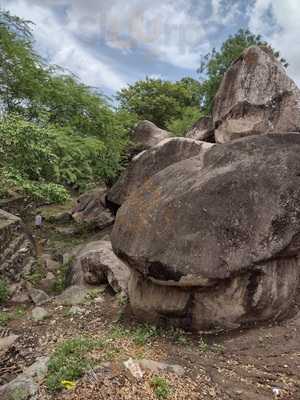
[110,323,160,345]
[0,9,133,203]
[46,337,104,392]
[167,106,202,136]
[117,77,201,129]
[51,261,70,294]
[151,376,171,399]
[0,279,9,304]
[198,29,288,114]
[0,311,11,326]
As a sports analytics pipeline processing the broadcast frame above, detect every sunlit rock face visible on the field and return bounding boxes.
[213,46,300,143]
[112,134,300,331]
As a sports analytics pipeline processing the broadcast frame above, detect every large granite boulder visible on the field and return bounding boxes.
[107,138,214,209]
[185,116,214,142]
[0,210,36,283]
[132,120,170,151]
[67,240,130,294]
[72,188,114,230]
[112,134,300,331]
[213,46,300,143]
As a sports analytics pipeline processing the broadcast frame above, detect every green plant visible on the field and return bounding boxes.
[117,77,202,129]
[51,261,70,294]
[151,376,171,399]
[198,337,210,352]
[167,107,202,137]
[46,337,104,392]
[0,311,11,326]
[0,279,9,304]
[25,261,45,286]
[109,323,160,345]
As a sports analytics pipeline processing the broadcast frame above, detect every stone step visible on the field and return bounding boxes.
[0,234,27,265]
[1,240,34,282]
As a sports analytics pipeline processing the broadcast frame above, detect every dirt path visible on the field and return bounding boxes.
[1,202,300,399]
[1,287,300,400]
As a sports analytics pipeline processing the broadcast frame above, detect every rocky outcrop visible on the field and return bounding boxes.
[0,210,36,283]
[112,134,300,331]
[67,241,130,294]
[213,46,300,143]
[72,188,114,230]
[185,116,214,142]
[132,120,170,151]
[107,138,214,209]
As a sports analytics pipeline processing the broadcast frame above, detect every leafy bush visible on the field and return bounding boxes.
[46,337,104,392]
[117,77,202,129]
[151,376,171,399]
[0,10,133,203]
[167,107,202,136]
[0,279,9,304]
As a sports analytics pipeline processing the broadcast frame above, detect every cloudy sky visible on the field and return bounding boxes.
[1,0,300,96]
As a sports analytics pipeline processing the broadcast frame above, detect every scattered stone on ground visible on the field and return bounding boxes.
[72,188,114,230]
[54,285,90,306]
[0,376,38,400]
[0,335,19,353]
[67,240,130,294]
[28,287,50,306]
[32,307,49,322]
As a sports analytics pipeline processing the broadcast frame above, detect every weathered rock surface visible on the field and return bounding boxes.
[112,134,300,330]
[67,241,130,294]
[32,307,49,322]
[28,287,50,306]
[0,335,19,353]
[185,116,214,142]
[213,46,300,143]
[72,188,114,230]
[132,120,170,151]
[0,209,36,283]
[107,138,214,208]
[55,285,90,306]
[0,376,38,400]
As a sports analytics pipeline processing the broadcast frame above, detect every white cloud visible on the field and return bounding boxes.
[249,0,300,85]
[2,0,126,91]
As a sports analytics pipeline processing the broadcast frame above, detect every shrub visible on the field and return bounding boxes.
[0,279,9,304]
[151,376,171,399]
[46,337,104,392]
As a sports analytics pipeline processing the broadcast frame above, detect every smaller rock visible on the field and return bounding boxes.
[0,335,19,352]
[139,359,185,376]
[72,188,114,230]
[123,358,144,380]
[132,120,170,151]
[68,241,130,294]
[185,116,214,142]
[41,254,60,272]
[69,306,85,315]
[32,307,49,322]
[123,358,185,379]
[28,287,50,306]
[55,285,90,306]
[0,376,38,400]
[23,356,49,381]
[39,272,56,294]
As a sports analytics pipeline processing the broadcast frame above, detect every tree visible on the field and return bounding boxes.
[0,10,135,202]
[198,29,288,114]
[116,77,202,129]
